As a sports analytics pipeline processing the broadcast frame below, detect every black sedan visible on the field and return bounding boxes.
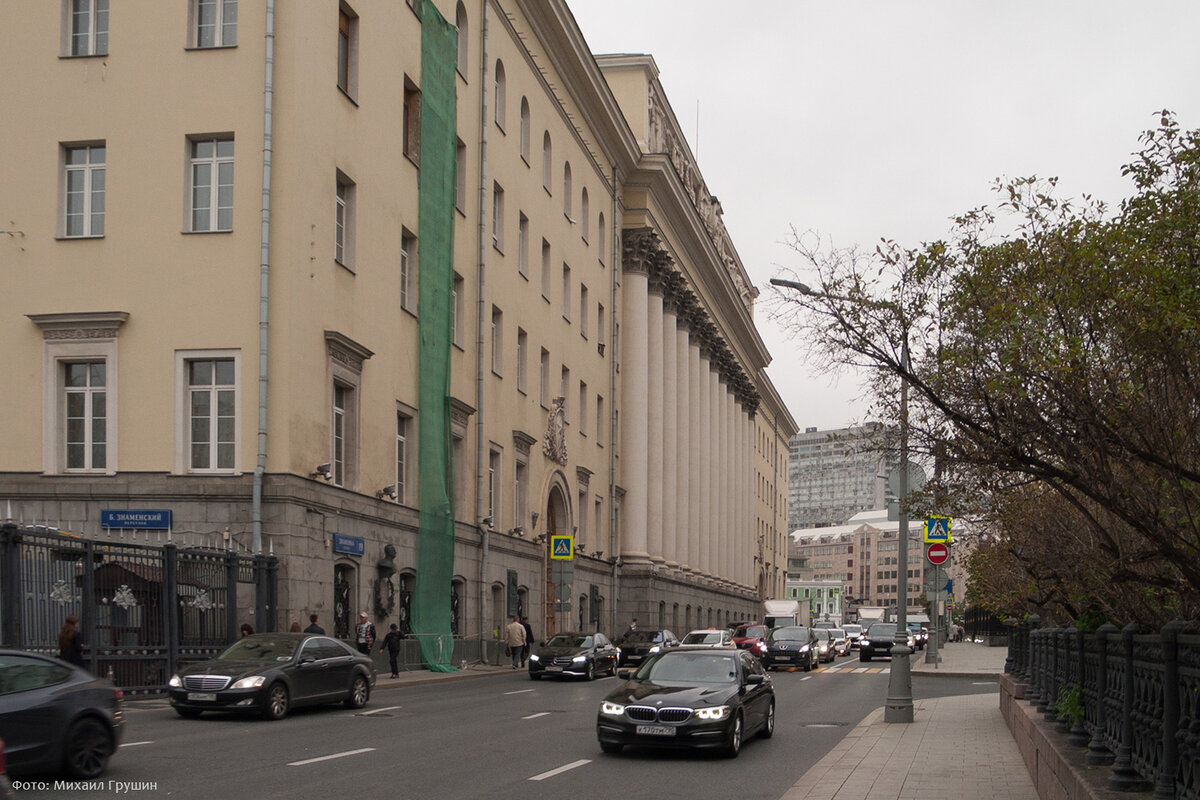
[596,648,774,758]
[760,625,819,671]
[0,650,124,779]
[167,633,375,720]
[616,629,680,666]
[858,622,914,661]
[528,632,619,680]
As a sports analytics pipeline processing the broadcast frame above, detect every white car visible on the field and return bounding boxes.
[680,628,736,648]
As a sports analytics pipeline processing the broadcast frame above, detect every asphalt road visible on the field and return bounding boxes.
[32,661,999,800]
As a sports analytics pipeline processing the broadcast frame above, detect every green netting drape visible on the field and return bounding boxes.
[412,0,458,672]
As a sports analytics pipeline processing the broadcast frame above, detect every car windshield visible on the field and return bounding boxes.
[867,624,896,638]
[546,634,591,648]
[843,625,862,635]
[907,623,923,630]
[830,629,846,638]
[218,637,299,661]
[767,627,809,643]
[621,630,664,644]
[641,652,737,684]
[682,631,724,645]
[814,629,832,641]
[733,625,766,638]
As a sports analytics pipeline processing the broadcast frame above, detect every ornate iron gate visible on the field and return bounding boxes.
[0,523,276,694]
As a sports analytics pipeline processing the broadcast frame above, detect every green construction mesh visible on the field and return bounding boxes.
[412,0,458,672]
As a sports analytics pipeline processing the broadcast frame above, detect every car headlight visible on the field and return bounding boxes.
[529,654,540,662]
[695,705,731,721]
[600,700,626,716]
[649,645,661,653]
[168,675,182,688]
[819,644,829,652]
[799,645,810,652]
[572,655,587,663]
[231,676,266,689]
[861,639,871,647]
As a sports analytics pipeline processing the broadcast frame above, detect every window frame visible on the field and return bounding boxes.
[60,142,106,239]
[175,349,241,474]
[493,60,506,131]
[491,182,504,252]
[187,135,234,233]
[190,0,238,49]
[63,0,108,57]
[403,78,421,164]
[335,170,356,270]
[337,3,359,101]
[400,228,418,315]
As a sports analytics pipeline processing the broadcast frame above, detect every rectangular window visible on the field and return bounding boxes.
[578,381,587,435]
[597,303,606,350]
[193,0,237,48]
[187,358,236,471]
[400,229,417,313]
[337,4,358,98]
[333,384,348,486]
[491,306,503,375]
[452,273,464,346]
[516,328,527,394]
[492,182,505,251]
[515,458,528,528]
[562,263,571,321]
[455,139,467,212]
[596,394,604,445]
[488,448,502,519]
[335,171,355,269]
[580,284,588,338]
[541,240,551,299]
[451,433,465,519]
[189,137,234,232]
[67,0,108,56]
[560,366,570,421]
[539,348,549,409]
[518,213,529,278]
[403,78,421,162]
[64,361,106,471]
[63,144,105,238]
[395,412,410,503]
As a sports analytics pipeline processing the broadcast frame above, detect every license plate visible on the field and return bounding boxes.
[545,666,563,672]
[636,725,676,737]
[187,692,216,702]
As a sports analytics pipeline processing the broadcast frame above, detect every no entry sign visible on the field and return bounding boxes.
[927,542,949,565]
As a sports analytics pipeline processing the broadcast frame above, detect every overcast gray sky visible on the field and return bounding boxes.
[569,1,1200,430]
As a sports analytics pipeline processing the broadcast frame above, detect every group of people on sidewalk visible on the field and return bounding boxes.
[504,615,535,669]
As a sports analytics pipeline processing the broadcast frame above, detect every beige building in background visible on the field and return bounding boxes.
[0,0,795,645]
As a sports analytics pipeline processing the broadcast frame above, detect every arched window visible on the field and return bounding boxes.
[450,579,464,636]
[542,132,552,192]
[398,572,414,635]
[519,97,530,163]
[581,188,589,240]
[597,212,606,264]
[334,563,355,639]
[493,60,506,130]
[455,3,468,76]
[562,162,572,217]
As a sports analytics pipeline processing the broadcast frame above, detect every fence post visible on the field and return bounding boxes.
[1040,626,1059,717]
[1067,625,1089,744]
[0,524,20,646]
[226,553,239,642]
[82,539,97,675]
[1005,617,1018,674]
[1086,622,1117,765]
[1110,622,1152,792]
[1153,618,1185,800]
[163,543,178,681]
[1027,616,1044,706]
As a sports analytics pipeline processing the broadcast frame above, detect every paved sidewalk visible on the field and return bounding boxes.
[782,641,1036,800]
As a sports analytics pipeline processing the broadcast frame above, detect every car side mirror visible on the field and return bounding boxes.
[746,674,765,685]
[617,669,632,680]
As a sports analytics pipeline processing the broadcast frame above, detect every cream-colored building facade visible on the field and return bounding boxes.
[0,0,795,645]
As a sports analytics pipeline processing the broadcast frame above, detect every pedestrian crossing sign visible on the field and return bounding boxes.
[924,515,951,544]
[550,535,574,560]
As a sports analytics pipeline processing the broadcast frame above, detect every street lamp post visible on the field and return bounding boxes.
[771,277,914,723]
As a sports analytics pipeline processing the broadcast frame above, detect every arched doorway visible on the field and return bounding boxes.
[542,481,570,637]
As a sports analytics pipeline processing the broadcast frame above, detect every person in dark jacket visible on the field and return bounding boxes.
[520,617,534,668]
[59,614,84,667]
[303,613,325,634]
[379,623,404,678]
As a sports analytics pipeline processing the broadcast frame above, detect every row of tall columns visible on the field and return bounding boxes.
[618,230,758,589]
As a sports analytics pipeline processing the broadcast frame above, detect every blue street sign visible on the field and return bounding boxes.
[550,535,574,560]
[100,509,172,530]
[332,534,365,556]
[924,515,951,544]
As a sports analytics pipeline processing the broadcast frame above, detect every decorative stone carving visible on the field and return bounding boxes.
[513,430,536,457]
[622,228,660,276]
[543,397,568,466]
[324,330,374,374]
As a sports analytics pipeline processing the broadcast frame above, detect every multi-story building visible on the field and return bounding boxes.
[0,0,795,656]
[787,423,898,530]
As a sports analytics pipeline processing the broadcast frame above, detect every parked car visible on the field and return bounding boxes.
[680,629,736,648]
[812,629,838,663]
[167,633,375,720]
[828,628,851,656]
[731,624,769,657]
[596,648,774,758]
[760,625,819,671]
[529,632,619,680]
[0,739,9,800]
[616,629,679,666]
[0,650,124,779]
[842,624,864,649]
[859,623,916,661]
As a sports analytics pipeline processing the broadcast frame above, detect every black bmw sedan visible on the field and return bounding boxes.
[167,633,375,720]
[528,632,619,680]
[616,629,680,666]
[596,648,774,758]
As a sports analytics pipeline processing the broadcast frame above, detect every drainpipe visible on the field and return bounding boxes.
[252,0,276,556]
[475,0,492,648]
[608,163,620,635]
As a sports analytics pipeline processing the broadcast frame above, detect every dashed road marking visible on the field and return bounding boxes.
[360,705,402,716]
[288,748,375,766]
[121,741,153,747]
[523,712,551,719]
[529,759,591,781]
[505,688,536,695]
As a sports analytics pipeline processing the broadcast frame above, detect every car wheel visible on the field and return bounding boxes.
[599,741,623,754]
[759,699,776,739]
[63,717,114,779]
[345,674,370,709]
[174,707,202,719]
[262,682,290,720]
[723,712,743,758]
[585,659,596,681]
[607,657,617,677]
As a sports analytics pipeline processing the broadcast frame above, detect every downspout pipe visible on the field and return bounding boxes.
[475,0,492,649]
[252,0,276,556]
[608,163,620,635]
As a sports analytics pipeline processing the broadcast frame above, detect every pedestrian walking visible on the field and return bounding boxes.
[59,614,84,667]
[356,612,376,655]
[504,615,527,669]
[303,613,325,635]
[520,616,534,667]
[379,623,404,678]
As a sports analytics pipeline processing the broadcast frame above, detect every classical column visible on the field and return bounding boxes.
[742,407,752,588]
[718,378,730,585]
[687,335,703,575]
[707,360,720,579]
[619,231,652,563]
[661,295,679,568]
[698,348,713,578]
[646,283,665,565]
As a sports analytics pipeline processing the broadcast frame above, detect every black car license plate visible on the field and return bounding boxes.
[545,665,563,672]
[187,692,216,701]
[636,724,676,736]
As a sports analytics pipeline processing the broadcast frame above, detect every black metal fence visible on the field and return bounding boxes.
[1,523,276,695]
[1007,617,1200,799]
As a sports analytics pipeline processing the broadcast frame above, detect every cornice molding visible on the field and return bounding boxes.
[28,311,129,340]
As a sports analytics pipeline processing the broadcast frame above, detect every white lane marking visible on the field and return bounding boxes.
[523,712,551,720]
[529,759,591,781]
[505,688,536,695]
[853,668,870,673]
[360,705,402,715]
[121,741,153,747]
[800,675,813,681]
[288,748,375,766]
[973,681,996,685]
